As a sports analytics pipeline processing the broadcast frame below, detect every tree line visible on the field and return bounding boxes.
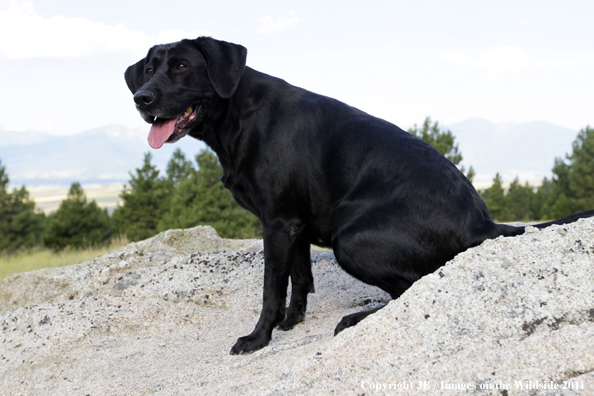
[410,118,594,222]
[0,149,261,253]
[1,117,592,253]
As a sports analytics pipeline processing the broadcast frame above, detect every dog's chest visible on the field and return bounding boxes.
[221,174,259,216]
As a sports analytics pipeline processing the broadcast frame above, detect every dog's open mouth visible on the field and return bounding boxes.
[147,104,202,149]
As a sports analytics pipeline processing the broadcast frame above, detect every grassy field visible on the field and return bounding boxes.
[0,184,126,282]
[27,183,124,214]
[0,237,129,281]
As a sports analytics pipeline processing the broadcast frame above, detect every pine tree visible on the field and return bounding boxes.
[506,177,534,221]
[0,161,7,194]
[540,125,594,217]
[112,152,171,241]
[44,182,112,250]
[158,149,262,239]
[0,160,45,252]
[566,125,594,211]
[480,173,509,221]
[550,193,573,220]
[529,177,549,220]
[547,157,574,217]
[408,116,475,182]
[166,148,195,186]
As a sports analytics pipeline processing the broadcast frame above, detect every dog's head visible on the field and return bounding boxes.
[125,37,247,148]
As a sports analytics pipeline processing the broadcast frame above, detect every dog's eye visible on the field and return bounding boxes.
[146,68,154,77]
[177,63,187,71]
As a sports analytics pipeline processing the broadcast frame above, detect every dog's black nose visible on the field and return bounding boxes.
[133,89,155,106]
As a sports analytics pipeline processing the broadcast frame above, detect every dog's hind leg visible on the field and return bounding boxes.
[332,236,414,335]
[278,238,314,331]
[333,282,410,335]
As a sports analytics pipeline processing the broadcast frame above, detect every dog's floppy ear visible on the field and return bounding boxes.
[124,58,146,94]
[192,37,247,98]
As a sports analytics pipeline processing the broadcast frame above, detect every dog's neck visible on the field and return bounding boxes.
[191,66,293,188]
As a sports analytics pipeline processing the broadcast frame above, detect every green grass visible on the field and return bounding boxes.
[0,237,129,281]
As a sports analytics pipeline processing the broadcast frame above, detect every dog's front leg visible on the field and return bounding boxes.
[230,219,298,355]
[278,238,313,331]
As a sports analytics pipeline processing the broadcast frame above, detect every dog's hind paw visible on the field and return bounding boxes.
[334,312,362,335]
[334,306,384,335]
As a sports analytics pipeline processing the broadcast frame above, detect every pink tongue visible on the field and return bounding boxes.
[148,118,177,149]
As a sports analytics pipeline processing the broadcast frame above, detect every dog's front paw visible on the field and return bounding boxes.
[230,334,270,355]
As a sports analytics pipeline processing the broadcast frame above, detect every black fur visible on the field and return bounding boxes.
[125,37,594,355]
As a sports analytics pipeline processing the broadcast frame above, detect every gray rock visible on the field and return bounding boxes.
[1,221,593,395]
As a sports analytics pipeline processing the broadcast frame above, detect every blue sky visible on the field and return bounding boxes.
[1,0,593,135]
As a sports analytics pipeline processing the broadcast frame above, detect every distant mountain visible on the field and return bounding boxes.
[0,120,580,188]
[0,127,55,147]
[447,118,578,185]
[0,124,206,186]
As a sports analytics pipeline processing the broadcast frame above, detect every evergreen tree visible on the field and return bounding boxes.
[550,193,573,220]
[539,125,594,218]
[566,125,594,211]
[408,116,475,182]
[480,173,509,221]
[481,125,594,221]
[112,152,171,241]
[44,182,112,250]
[529,177,549,220]
[551,157,572,198]
[0,160,45,252]
[0,161,8,194]
[166,148,195,186]
[158,149,262,239]
[546,157,574,217]
[506,177,534,221]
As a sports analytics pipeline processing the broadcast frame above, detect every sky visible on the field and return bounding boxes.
[0,0,593,136]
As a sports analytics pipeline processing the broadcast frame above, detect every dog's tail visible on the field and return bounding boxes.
[496,209,594,237]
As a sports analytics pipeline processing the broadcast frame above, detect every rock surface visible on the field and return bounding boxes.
[1,220,593,395]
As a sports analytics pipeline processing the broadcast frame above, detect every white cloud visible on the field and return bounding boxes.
[35,119,57,132]
[256,11,301,35]
[443,46,594,79]
[0,125,27,132]
[0,1,210,60]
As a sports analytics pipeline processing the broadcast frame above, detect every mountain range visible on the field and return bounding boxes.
[448,118,578,185]
[0,124,206,187]
[0,119,581,189]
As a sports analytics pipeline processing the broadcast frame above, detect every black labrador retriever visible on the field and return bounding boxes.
[125,37,594,355]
